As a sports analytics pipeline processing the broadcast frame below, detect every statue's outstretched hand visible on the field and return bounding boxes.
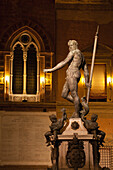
[43,69,52,73]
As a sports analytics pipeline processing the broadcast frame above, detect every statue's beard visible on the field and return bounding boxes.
[69,47,77,51]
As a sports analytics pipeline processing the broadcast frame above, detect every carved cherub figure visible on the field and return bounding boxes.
[44,108,67,146]
[82,114,105,146]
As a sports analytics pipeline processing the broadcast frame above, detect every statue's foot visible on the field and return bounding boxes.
[71,112,79,118]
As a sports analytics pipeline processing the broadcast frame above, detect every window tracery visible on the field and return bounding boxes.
[9,32,40,102]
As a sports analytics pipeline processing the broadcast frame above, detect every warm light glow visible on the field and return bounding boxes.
[5,75,9,83]
[45,73,52,85]
[107,76,111,85]
[40,76,45,84]
[112,77,113,84]
[40,76,45,89]
[1,77,4,82]
[81,76,85,85]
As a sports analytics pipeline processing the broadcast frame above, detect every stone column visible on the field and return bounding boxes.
[23,52,27,94]
[37,53,40,98]
[10,52,14,94]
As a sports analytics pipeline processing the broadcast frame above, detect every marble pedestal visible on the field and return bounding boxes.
[58,118,94,170]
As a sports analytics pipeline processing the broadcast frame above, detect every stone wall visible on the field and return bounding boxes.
[0,111,53,169]
[0,0,55,51]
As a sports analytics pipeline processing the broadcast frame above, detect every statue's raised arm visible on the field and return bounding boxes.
[43,50,74,73]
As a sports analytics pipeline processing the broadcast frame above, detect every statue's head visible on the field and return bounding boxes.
[49,114,57,123]
[68,40,78,51]
[91,114,98,122]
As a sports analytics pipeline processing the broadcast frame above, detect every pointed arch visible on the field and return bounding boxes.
[26,41,39,53]
[82,43,113,57]
[12,41,25,52]
[1,20,53,52]
[9,27,43,52]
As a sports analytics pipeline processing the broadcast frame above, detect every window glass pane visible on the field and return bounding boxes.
[13,44,23,94]
[26,44,37,94]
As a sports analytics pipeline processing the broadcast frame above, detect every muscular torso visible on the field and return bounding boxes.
[66,49,83,78]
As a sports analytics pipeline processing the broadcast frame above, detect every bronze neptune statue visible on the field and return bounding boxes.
[44,40,90,118]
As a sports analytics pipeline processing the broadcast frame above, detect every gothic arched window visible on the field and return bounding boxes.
[9,33,40,102]
[5,29,53,103]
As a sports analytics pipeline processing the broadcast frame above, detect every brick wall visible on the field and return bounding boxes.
[0,0,55,50]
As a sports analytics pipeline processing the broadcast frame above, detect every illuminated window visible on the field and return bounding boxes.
[9,32,40,102]
[5,29,53,102]
[88,64,107,102]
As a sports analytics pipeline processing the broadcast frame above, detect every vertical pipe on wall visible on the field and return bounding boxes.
[10,52,14,94]
[37,52,40,101]
[23,52,27,94]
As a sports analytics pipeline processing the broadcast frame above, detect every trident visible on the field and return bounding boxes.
[87,25,99,104]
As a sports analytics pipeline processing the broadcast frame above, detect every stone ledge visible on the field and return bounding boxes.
[0,102,56,112]
[58,134,94,141]
[56,101,113,118]
[0,165,50,170]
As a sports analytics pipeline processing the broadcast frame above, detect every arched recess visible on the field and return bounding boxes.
[26,43,37,94]
[13,43,24,94]
[0,18,54,52]
[4,25,54,102]
[82,43,113,102]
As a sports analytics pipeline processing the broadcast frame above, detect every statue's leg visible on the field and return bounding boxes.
[61,81,74,103]
[69,78,80,118]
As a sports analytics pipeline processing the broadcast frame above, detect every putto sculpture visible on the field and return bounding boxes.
[44,108,67,170]
[44,108,67,146]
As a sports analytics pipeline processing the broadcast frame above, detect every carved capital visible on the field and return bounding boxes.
[37,57,40,62]
[10,52,14,60]
[23,52,27,61]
